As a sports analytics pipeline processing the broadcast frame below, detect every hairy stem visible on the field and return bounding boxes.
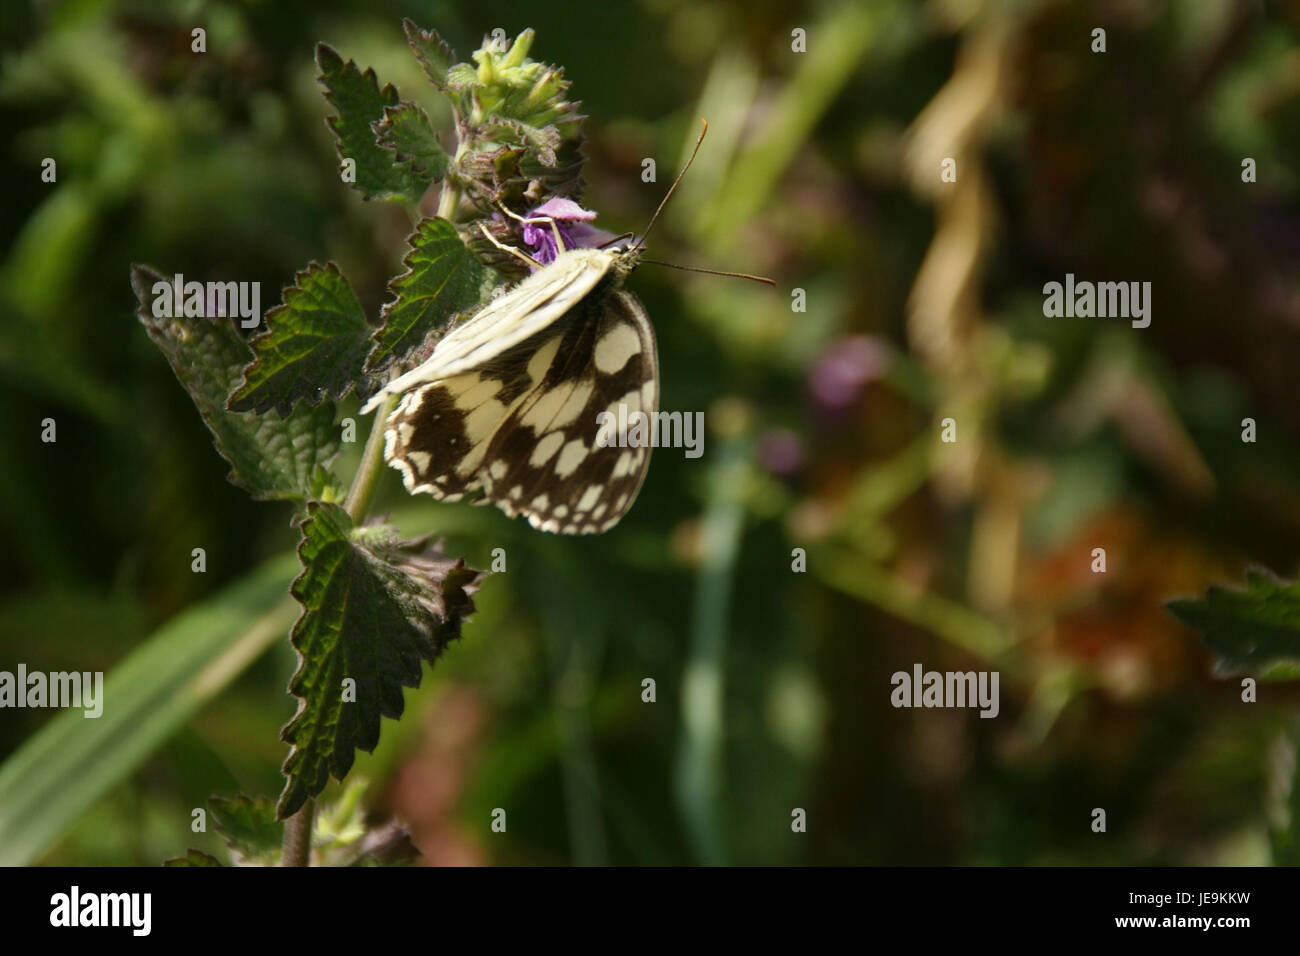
[279,164,462,867]
[280,393,394,864]
[281,169,462,865]
[344,395,396,520]
[281,798,315,867]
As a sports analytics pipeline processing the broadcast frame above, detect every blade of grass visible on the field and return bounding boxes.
[0,552,299,865]
[675,435,748,865]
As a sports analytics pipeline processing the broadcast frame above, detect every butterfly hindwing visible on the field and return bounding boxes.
[481,288,658,534]
[381,320,570,501]
[382,281,658,534]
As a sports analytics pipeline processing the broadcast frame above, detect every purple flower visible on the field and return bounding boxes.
[808,336,892,415]
[519,198,616,266]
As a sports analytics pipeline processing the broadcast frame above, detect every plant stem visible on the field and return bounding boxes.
[279,394,395,864]
[349,177,459,523]
[281,798,315,867]
[436,174,462,221]
[347,176,459,523]
[280,165,461,868]
[344,395,396,521]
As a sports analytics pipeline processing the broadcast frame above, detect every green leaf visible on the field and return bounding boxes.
[316,43,428,204]
[278,503,485,818]
[164,849,225,867]
[403,19,456,93]
[375,102,450,182]
[227,263,371,416]
[0,552,299,866]
[210,794,283,863]
[131,265,339,501]
[1168,568,1300,672]
[292,467,347,528]
[308,466,346,506]
[364,217,498,375]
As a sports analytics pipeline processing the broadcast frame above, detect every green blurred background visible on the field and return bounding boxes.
[3,0,1300,865]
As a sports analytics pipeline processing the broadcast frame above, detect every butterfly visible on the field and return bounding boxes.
[361,238,655,534]
[360,121,769,534]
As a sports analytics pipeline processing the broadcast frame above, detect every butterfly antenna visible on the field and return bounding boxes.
[597,231,637,249]
[639,258,775,286]
[632,119,709,252]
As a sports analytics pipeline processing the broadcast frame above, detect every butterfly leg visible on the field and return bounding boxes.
[478,223,544,269]
[496,203,568,255]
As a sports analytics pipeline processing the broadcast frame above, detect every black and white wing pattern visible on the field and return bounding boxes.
[379,283,658,534]
[363,249,610,398]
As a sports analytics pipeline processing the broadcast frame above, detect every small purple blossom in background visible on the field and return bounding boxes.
[758,427,806,478]
[520,197,616,266]
[809,335,892,416]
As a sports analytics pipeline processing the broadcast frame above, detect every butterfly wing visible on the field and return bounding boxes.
[361,249,611,414]
[379,329,561,503]
[482,289,658,533]
[382,287,658,534]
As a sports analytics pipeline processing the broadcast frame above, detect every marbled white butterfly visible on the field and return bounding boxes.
[360,122,770,534]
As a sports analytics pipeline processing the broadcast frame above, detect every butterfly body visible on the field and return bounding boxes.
[363,242,659,534]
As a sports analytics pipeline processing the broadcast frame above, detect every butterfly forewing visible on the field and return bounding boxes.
[381,270,659,534]
[362,250,611,409]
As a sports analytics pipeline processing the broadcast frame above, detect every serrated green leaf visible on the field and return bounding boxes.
[1168,568,1300,672]
[131,265,339,502]
[210,795,283,862]
[164,849,225,867]
[375,102,450,182]
[364,217,498,375]
[278,503,485,818]
[403,19,456,92]
[227,263,371,417]
[316,43,429,204]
